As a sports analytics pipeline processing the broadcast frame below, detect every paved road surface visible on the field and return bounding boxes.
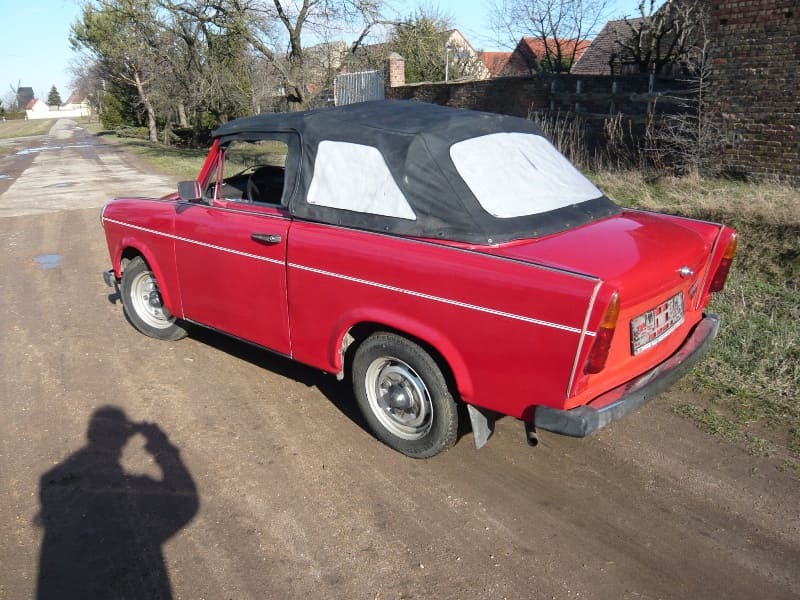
[1,120,798,599]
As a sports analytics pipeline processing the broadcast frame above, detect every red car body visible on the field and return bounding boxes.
[101,101,736,457]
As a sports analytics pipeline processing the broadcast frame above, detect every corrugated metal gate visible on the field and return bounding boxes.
[334,70,384,106]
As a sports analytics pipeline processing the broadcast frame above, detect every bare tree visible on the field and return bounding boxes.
[169,0,391,111]
[649,5,725,175]
[3,88,19,112]
[154,1,260,126]
[490,0,608,73]
[616,0,703,75]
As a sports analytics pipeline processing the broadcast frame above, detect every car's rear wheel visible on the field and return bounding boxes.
[121,256,187,341]
[352,333,458,458]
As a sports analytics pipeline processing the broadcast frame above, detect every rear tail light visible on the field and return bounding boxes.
[584,292,620,374]
[709,232,738,293]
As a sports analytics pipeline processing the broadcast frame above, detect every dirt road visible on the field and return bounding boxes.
[1,120,798,599]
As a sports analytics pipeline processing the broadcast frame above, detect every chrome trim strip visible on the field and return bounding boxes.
[289,262,593,335]
[103,218,284,266]
[694,227,723,310]
[566,280,603,397]
[175,200,291,220]
[105,217,594,336]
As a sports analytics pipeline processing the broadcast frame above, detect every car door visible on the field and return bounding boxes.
[172,136,297,356]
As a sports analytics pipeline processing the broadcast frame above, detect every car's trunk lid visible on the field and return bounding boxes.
[480,210,714,305]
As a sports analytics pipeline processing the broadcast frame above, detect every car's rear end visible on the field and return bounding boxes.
[486,209,738,436]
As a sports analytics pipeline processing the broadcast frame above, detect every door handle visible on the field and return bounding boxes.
[251,233,282,244]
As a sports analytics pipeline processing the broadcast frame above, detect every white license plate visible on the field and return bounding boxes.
[630,293,685,355]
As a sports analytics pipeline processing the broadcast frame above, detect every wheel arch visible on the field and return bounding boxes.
[335,318,474,405]
[116,242,182,318]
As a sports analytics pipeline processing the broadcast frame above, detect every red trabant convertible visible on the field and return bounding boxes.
[101,101,737,458]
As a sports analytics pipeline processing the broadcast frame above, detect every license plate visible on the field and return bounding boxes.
[630,293,685,355]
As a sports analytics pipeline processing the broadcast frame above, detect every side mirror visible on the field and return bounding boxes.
[177,180,202,202]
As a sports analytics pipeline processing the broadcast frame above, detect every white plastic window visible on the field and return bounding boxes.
[450,132,602,218]
[307,141,416,220]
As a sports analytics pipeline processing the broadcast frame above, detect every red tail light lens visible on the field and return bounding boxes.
[709,232,738,293]
[584,292,620,375]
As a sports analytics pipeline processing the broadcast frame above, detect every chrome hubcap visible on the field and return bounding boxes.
[365,357,432,440]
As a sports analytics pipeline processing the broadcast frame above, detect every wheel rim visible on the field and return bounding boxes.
[364,356,433,440]
[129,271,174,329]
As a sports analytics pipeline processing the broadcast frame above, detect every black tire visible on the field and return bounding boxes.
[120,256,187,341]
[352,333,458,458]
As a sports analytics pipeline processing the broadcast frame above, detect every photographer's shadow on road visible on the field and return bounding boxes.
[35,406,199,600]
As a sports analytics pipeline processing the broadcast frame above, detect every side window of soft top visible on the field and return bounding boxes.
[217,134,300,206]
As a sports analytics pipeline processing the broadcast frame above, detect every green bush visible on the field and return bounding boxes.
[99,84,139,130]
[114,126,150,139]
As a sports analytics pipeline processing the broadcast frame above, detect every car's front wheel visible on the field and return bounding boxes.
[120,256,187,341]
[352,333,458,458]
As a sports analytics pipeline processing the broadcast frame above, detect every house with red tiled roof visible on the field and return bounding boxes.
[62,92,89,110]
[480,52,513,77]
[25,98,49,117]
[485,37,591,77]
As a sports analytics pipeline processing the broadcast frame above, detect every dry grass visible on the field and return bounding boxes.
[96,134,209,181]
[0,119,58,139]
[594,170,800,462]
[594,171,800,225]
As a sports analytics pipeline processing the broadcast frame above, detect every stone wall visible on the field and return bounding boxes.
[710,0,798,181]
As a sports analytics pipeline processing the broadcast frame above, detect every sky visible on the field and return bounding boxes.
[0,0,650,107]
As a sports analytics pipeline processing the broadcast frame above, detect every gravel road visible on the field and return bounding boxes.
[1,120,798,600]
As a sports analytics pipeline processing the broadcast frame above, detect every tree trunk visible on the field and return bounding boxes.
[177,102,188,128]
[163,117,172,146]
[133,68,158,143]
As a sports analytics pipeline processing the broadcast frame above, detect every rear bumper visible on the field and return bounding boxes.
[535,314,721,437]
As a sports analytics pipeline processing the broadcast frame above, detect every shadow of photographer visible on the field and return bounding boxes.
[36,406,199,599]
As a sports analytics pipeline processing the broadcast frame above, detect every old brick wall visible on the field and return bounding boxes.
[385,74,685,119]
[710,0,799,181]
[386,76,549,118]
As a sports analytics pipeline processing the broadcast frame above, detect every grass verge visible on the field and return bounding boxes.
[596,171,800,462]
[95,133,208,181]
[0,119,58,139]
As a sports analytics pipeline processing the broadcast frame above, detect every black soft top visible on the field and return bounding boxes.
[213,100,619,245]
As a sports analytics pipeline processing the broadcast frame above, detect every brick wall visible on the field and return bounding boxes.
[386,76,549,118]
[384,2,799,182]
[385,74,685,119]
[710,0,799,181]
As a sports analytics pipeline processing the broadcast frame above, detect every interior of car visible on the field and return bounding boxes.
[211,139,289,205]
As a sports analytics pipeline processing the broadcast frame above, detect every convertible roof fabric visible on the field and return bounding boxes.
[213,100,619,244]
